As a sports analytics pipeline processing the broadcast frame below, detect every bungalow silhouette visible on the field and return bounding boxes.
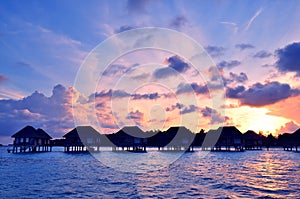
[292,129,300,151]
[204,126,244,151]
[192,129,206,147]
[107,126,147,152]
[9,126,52,153]
[243,130,263,150]
[279,128,300,151]
[156,126,195,151]
[63,126,102,152]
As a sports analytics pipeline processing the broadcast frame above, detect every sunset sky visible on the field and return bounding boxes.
[1,0,300,144]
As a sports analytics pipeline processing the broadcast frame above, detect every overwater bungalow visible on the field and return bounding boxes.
[293,129,300,151]
[243,130,263,150]
[108,126,147,152]
[9,126,52,153]
[192,129,205,147]
[63,126,102,152]
[154,126,195,152]
[279,128,300,151]
[204,126,244,152]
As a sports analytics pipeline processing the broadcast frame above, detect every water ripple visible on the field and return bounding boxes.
[1,147,300,198]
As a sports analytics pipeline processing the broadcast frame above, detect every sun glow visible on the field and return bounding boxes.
[226,106,289,135]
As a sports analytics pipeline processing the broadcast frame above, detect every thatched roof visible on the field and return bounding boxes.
[292,128,300,137]
[63,126,101,138]
[36,128,52,139]
[11,126,52,139]
[166,126,192,133]
[219,126,242,136]
[203,126,242,147]
[114,126,147,138]
[206,126,242,138]
[243,130,263,140]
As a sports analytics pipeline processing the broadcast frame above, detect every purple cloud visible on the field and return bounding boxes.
[180,105,199,115]
[0,85,75,138]
[226,72,248,84]
[200,106,226,124]
[170,15,188,29]
[235,43,255,51]
[102,64,133,77]
[253,50,272,58]
[204,45,226,57]
[126,110,144,126]
[226,86,246,98]
[217,60,241,69]
[275,42,300,76]
[166,103,184,112]
[153,55,190,79]
[114,25,137,33]
[92,89,130,99]
[176,82,209,95]
[227,81,300,106]
[131,92,160,100]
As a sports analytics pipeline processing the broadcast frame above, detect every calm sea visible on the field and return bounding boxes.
[1,147,300,199]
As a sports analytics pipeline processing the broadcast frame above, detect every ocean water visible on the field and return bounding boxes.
[1,147,300,199]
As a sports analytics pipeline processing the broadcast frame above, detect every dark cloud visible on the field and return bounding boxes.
[168,55,190,72]
[114,25,137,33]
[127,0,152,14]
[200,106,225,124]
[170,15,188,29]
[131,93,160,100]
[166,103,184,112]
[126,110,144,125]
[165,103,200,115]
[131,73,150,80]
[93,89,130,99]
[126,110,143,120]
[227,81,300,106]
[226,85,245,98]
[204,45,226,57]
[153,55,190,79]
[180,105,199,115]
[153,67,176,79]
[217,60,241,69]
[253,50,272,58]
[275,42,300,76]
[235,43,255,51]
[103,64,130,77]
[0,74,8,83]
[176,82,209,95]
[226,72,248,84]
[93,89,161,100]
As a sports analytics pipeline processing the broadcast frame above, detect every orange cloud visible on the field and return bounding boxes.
[267,96,300,124]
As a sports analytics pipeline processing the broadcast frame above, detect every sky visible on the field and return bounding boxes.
[1,0,300,144]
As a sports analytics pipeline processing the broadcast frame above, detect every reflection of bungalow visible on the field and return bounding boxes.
[108,126,147,152]
[205,126,244,152]
[243,130,263,150]
[9,126,52,153]
[63,126,102,152]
